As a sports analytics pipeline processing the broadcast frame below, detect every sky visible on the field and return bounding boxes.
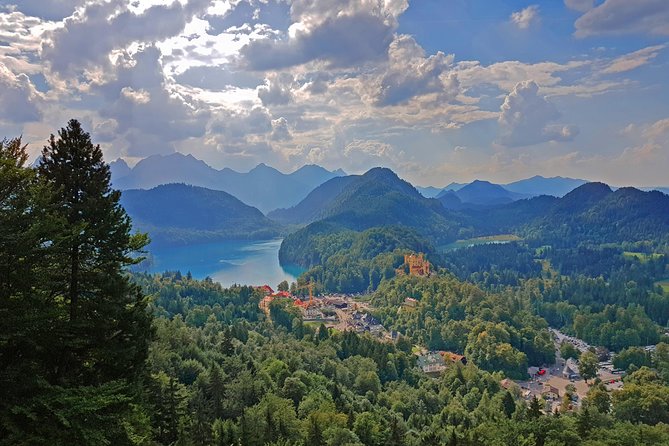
[0,0,668,187]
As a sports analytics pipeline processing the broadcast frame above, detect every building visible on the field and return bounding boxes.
[541,384,560,400]
[396,253,431,277]
[417,352,447,375]
[500,378,514,390]
[562,358,580,380]
[404,297,418,307]
[443,351,467,365]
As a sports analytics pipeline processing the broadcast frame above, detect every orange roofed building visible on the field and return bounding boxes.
[442,351,467,365]
[396,253,431,277]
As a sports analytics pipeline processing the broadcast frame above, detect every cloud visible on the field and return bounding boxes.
[456,59,588,93]
[643,117,669,140]
[602,45,666,74]
[498,80,578,147]
[510,5,540,29]
[607,117,669,183]
[239,0,407,70]
[120,87,151,104]
[96,46,209,157]
[6,0,88,21]
[258,73,293,105]
[271,117,291,141]
[0,62,41,123]
[371,35,458,106]
[174,65,264,90]
[41,0,212,77]
[341,139,406,170]
[203,0,291,35]
[564,0,594,13]
[574,0,669,37]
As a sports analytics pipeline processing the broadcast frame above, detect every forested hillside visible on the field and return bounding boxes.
[280,225,436,293]
[277,167,471,243]
[4,121,669,445]
[470,183,669,249]
[121,183,282,246]
[129,272,669,446]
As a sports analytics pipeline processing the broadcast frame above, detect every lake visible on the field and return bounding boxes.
[136,239,304,288]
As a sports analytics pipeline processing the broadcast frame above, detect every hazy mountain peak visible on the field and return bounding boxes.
[504,175,587,197]
[112,156,345,212]
[565,181,612,197]
[363,166,399,180]
[109,158,131,184]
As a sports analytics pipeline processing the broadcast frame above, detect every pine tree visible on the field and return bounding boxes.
[0,137,62,440]
[528,396,543,419]
[38,119,151,385]
[502,390,516,418]
[0,120,152,444]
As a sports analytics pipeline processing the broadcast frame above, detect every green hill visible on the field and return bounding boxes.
[121,184,282,246]
[277,167,469,242]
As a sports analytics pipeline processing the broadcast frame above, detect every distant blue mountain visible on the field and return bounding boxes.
[109,158,131,185]
[503,175,587,197]
[416,186,442,198]
[111,153,345,212]
[435,180,527,208]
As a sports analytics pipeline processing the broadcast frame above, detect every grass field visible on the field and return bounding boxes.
[623,251,664,262]
[440,234,521,252]
[656,280,669,294]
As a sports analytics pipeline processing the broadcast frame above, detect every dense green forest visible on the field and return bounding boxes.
[4,121,669,445]
[280,173,669,356]
[280,224,436,293]
[370,275,555,379]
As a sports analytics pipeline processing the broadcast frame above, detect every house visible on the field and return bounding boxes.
[563,358,580,380]
[541,384,560,400]
[442,351,468,365]
[417,352,447,375]
[258,285,274,295]
[500,378,514,390]
[304,307,323,320]
[404,297,418,307]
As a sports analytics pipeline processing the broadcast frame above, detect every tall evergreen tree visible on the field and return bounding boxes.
[1,120,152,445]
[0,137,60,438]
[38,118,150,385]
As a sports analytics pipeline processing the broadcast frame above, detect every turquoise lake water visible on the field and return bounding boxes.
[136,239,304,288]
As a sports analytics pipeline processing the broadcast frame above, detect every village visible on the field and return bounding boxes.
[257,284,400,340]
[257,254,433,340]
[259,253,633,414]
[416,327,628,413]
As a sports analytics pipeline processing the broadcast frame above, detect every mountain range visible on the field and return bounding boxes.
[110,153,345,213]
[111,154,669,216]
[464,181,669,247]
[437,180,529,208]
[274,167,470,246]
[278,166,669,267]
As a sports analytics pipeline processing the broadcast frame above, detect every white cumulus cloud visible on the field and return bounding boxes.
[498,80,578,147]
[510,5,540,29]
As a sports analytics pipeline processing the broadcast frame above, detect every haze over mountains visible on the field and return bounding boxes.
[110,153,345,212]
[112,154,669,226]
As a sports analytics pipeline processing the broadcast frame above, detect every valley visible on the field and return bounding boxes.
[4,126,669,445]
[5,2,669,443]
